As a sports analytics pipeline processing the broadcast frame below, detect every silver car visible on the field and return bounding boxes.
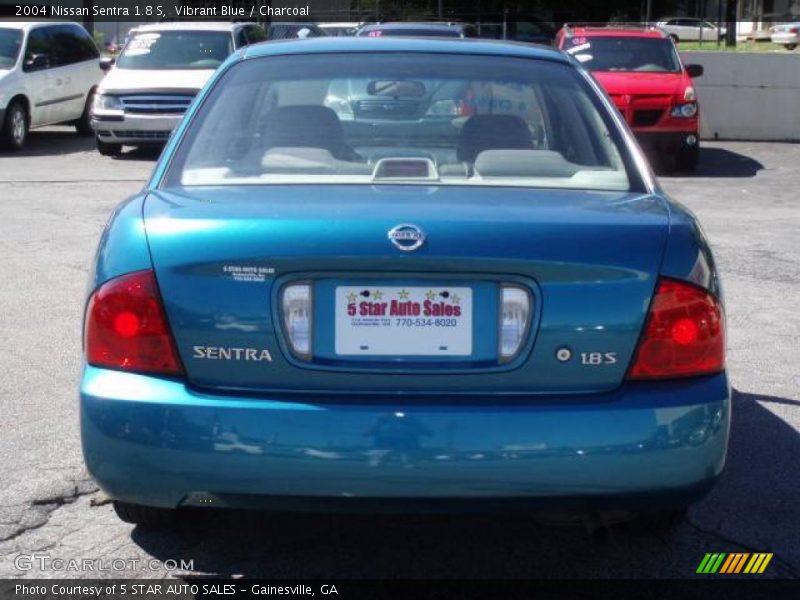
[656,18,726,42]
[90,22,265,156]
[770,23,800,50]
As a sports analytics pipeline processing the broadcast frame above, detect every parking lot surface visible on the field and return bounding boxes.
[0,130,797,579]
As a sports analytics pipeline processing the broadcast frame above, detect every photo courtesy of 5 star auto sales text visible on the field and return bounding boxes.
[0,0,798,598]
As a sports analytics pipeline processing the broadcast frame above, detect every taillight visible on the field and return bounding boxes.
[84,270,183,376]
[627,278,724,380]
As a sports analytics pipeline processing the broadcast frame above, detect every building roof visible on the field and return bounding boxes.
[242,36,567,62]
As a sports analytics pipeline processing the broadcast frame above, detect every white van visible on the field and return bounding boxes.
[91,22,266,156]
[0,22,102,150]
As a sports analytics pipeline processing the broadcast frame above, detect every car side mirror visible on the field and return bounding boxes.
[686,64,704,78]
[25,53,50,71]
[99,57,115,72]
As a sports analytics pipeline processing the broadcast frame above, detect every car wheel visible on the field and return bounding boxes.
[113,501,176,528]
[1,100,28,151]
[96,136,122,157]
[669,34,680,43]
[785,43,798,50]
[75,90,95,136]
[676,145,700,172]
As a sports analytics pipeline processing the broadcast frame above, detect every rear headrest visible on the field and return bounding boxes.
[456,114,534,163]
[474,150,578,178]
[262,106,346,157]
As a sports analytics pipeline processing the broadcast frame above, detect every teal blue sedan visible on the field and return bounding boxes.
[81,37,729,529]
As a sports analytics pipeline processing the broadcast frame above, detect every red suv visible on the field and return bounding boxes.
[556,25,704,171]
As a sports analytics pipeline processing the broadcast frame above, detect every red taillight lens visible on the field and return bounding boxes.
[84,270,183,376]
[627,278,725,380]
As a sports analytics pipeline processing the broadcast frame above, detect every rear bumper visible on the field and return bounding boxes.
[80,366,730,510]
[635,131,699,156]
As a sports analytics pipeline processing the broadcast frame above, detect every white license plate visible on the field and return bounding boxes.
[335,286,472,356]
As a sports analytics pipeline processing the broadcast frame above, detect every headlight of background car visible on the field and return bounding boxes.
[427,99,462,116]
[671,103,698,118]
[323,96,354,121]
[92,94,123,112]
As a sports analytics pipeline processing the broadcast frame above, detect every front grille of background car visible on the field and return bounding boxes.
[355,99,420,119]
[632,109,663,127]
[120,95,196,115]
[110,130,171,140]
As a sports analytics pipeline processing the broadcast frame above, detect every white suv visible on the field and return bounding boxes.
[0,22,102,150]
[91,22,266,156]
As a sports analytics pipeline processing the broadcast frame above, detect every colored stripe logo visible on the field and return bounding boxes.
[697,553,773,574]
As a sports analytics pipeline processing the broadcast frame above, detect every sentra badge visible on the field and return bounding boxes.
[193,346,272,361]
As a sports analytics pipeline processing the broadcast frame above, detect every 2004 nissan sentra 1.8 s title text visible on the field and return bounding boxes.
[80,37,729,530]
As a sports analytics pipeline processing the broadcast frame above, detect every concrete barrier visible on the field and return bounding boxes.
[680,52,800,141]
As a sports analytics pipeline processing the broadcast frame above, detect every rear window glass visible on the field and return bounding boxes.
[116,31,232,70]
[165,53,634,192]
[566,36,682,73]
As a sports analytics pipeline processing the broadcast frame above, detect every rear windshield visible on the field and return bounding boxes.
[0,28,23,68]
[116,31,232,70]
[165,53,634,192]
[566,36,682,73]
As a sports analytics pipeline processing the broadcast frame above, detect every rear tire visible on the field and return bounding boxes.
[75,90,95,136]
[113,501,176,528]
[1,100,28,151]
[96,136,122,157]
[785,43,798,50]
[625,508,687,534]
[676,145,699,172]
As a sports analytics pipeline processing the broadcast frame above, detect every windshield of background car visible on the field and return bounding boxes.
[0,29,23,68]
[165,53,635,192]
[322,26,359,37]
[116,31,232,70]
[359,28,462,37]
[566,36,682,73]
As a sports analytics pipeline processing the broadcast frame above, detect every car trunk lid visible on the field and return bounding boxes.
[144,185,669,396]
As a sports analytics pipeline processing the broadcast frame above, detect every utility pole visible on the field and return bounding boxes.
[438,0,444,20]
[83,0,94,35]
[726,0,737,47]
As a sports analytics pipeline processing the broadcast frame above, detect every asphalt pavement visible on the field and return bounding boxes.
[0,130,797,579]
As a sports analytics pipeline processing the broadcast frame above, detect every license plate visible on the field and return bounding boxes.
[335,286,472,356]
